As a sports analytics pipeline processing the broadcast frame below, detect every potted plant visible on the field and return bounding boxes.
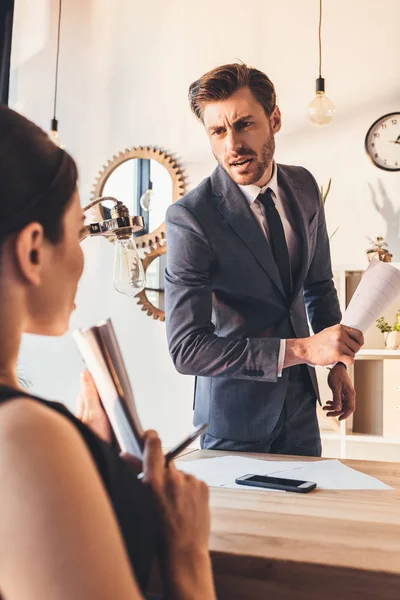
[367,237,393,263]
[376,312,400,349]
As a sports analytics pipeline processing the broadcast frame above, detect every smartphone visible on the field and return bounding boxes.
[235,473,317,493]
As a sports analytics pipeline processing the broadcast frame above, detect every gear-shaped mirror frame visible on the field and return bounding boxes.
[135,243,167,321]
[91,146,186,248]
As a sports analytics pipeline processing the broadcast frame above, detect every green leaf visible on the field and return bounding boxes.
[329,226,339,240]
[323,178,332,203]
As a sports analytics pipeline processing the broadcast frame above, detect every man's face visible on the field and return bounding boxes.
[202,86,281,187]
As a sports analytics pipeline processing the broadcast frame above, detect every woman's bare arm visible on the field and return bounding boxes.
[0,398,143,600]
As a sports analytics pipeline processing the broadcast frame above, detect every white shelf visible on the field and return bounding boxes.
[319,265,400,460]
[320,432,400,445]
[333,262,400,271]
[356,349,400,360]
[345,433,400,444]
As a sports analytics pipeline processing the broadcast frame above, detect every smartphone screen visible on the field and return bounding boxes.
[236,473,317,492]
[245,475,308,487]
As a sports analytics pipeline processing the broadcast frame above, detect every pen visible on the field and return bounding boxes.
[137,423,208,480]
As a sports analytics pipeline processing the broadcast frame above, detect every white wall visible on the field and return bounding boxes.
[10,0,400,444]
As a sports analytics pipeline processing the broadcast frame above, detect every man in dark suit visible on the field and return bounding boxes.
[165,64,363,455]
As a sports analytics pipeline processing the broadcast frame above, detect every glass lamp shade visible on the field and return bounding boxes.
[113,235,146,296]
[49,119,65,148]
[139,188,153,211]
[49,129,66,149]
[139,182,154,212]
[307,92,336,126]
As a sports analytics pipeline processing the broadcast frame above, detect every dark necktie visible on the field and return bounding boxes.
[258,188,292,298]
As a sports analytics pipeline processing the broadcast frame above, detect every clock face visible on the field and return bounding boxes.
[365,112,400,171]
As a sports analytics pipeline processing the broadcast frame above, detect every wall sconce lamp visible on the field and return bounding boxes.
[81,196,146,296]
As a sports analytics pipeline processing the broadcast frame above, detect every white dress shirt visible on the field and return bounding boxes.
[238,162,301,376]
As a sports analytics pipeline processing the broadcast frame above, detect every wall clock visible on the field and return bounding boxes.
[365,112,400,171]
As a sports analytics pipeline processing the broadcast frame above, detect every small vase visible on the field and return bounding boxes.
[384,331,400,349]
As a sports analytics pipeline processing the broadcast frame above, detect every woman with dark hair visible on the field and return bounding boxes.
[0,106,215,600]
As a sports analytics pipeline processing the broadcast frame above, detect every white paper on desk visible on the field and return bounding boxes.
[178,456,315,488]
[178,456,392,491]
[269,459,393,490]
[341,259,400,334]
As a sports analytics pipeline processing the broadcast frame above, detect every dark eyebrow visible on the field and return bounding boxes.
[234,115,254,125]
[208,115,255,134]
[208,124,225,133]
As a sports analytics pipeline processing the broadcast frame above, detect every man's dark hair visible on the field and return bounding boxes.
[0,106,78,245]
[188,63,276,121]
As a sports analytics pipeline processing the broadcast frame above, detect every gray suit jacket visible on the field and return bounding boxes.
[165,164,341,442]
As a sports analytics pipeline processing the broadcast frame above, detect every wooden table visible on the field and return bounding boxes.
[177,450,400,599]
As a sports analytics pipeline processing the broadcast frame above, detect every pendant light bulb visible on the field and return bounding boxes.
[308,0,336,127]
[49,118,65,149]
[113,235,146,296]
[139,181,154,212]
[307,78,336,127]
[49,1,65,147]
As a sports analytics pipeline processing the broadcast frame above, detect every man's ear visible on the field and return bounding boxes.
[15,223,46,286]
[270,106,282,134]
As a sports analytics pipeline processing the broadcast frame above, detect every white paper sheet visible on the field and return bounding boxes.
[341,259,400,334]
[262,459,393,490]
[177,456,392,491]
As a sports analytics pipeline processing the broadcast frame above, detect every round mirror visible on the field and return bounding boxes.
[135,244,167,321]
[91,147,185,248]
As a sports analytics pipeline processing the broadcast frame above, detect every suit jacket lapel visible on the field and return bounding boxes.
[211,166,286,299]
[277,165,310,300]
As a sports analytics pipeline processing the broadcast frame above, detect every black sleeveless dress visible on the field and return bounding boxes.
[0,386,158,593]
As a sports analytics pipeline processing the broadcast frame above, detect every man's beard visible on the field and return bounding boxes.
[215,134,275,185]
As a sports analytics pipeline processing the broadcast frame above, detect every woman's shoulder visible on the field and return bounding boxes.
[0,395,109,527]
[0,395,90,470]
[0,393,72,429]
[0,398,144,600]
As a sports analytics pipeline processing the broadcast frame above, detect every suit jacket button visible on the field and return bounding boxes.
[242,369,248,375]
[259,370,264,376]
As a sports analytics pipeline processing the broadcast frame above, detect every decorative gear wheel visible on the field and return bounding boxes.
[134,243,167,321]
[90,146,186,248]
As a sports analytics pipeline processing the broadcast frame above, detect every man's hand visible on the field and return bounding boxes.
[285,324,364,369]
[76,370,113,443]
[323,363,356,420]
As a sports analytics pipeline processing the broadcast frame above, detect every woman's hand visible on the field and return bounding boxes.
[124,431,215,600]
[143,430,210,556]
[76,370,112,443]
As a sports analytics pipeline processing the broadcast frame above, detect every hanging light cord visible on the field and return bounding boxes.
[53,0,62,120]
[318,0,322,78]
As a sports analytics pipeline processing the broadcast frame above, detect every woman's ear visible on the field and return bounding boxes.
[15,223,46,286]
[270,106,282,134]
